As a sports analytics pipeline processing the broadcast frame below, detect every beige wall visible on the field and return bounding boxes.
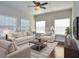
[34,9,72,32]
[70,1,79,48]
[72,2,79,44]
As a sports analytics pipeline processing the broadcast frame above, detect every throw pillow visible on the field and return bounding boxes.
[0,32,6,40]
[15,32,24,37]
[7,32,18,41]
[27,32,32,36]
[23,32,27,36]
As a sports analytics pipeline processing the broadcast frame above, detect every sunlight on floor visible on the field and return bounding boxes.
[55,46,64,58]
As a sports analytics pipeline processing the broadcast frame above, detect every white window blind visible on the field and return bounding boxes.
[36,21,45,33]
[0,15,16,31]
[55,18,70,35]
[21,19,30,31]
[0,15,16,38]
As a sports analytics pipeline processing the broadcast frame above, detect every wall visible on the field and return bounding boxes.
[34,9,72,32]
[0,3,34,31]
[72,2,79,48]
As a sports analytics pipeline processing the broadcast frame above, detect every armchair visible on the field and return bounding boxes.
[41,32,55,43]
[41,26,55,43]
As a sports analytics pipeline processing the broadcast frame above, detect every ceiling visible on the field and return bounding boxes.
[0,1,73,15]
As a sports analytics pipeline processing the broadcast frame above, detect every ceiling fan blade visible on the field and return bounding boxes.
[33,1,39,4]
[33,1,40,6]
[41,7,46,9]
[33,1,37,4]
[41,2,48,6]
[27,6,35,7]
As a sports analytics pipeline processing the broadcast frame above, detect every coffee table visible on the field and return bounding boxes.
[29,39,47,51]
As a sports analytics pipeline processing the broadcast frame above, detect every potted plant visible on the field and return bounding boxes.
[65,27,71,36]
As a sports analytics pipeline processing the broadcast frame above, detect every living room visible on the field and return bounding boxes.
[0,1,79,58]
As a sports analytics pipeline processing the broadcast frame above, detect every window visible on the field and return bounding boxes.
[36,21,45,33]
[55,18,70,35]
[21,19,30,31]
[0,15,16,38]
[0,15,16,31]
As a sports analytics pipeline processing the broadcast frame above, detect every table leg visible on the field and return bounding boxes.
[29,42,30,46]
[39,46,40,51]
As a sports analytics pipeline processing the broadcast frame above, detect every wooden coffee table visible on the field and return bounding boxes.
[29,39,47,51]
[31,42,58,58]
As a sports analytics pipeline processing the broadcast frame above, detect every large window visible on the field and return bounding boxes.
[21,19,30,31]
[55,18,70,35]
[0,15,16,38]
[0,15,16,31]
[36,21,45,33]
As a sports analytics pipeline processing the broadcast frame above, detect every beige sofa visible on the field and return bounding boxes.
[0,40,31,58]
[7,46,31,58]
[41,32,55,42]
[7,31,34,45]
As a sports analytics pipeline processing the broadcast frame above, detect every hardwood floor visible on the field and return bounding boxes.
[54,42,64,58]
[19,41,64,58]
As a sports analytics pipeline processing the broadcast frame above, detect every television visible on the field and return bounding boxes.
[73,16,79,40]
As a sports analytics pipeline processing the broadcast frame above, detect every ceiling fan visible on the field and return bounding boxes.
[27,1,48,10]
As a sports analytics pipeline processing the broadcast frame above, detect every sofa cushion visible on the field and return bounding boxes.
[16,32,27,37]
[15,36,34,46]
[7,32,27,41]
[7,32,16,38]
[15,36,28,43]
[27,32,33,36]
[16,32,23,37]
[0,47,7,58]
[22,32,27,36]
[27,36,34,39]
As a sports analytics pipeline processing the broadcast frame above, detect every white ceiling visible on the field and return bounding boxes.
[0,1,73,15]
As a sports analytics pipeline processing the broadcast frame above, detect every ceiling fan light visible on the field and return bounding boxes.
[35,6,40,10]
